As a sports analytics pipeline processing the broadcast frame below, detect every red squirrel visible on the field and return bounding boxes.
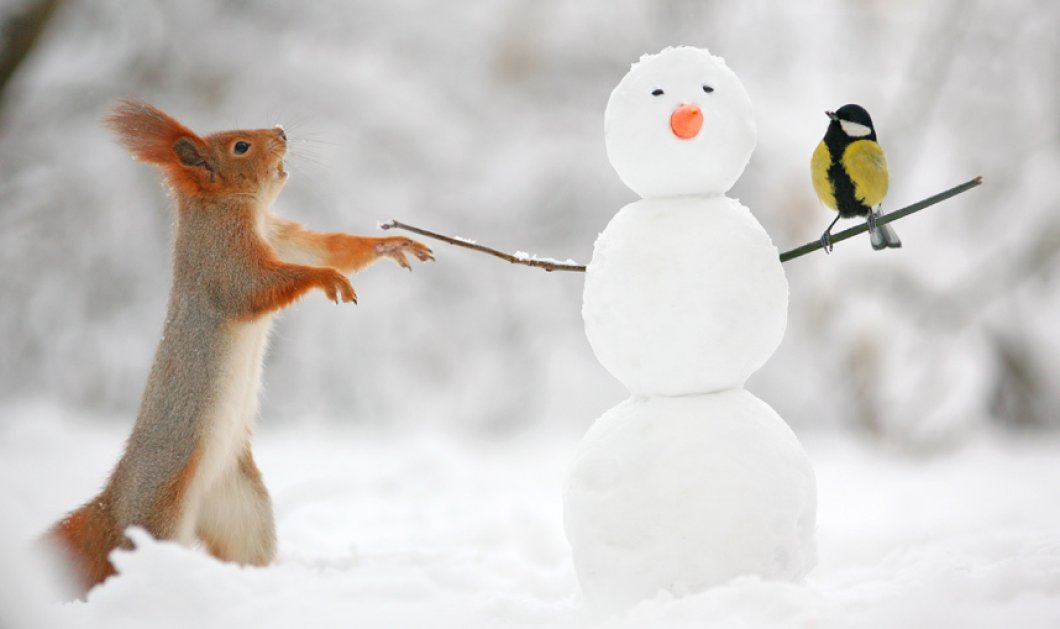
[46,100,433,597]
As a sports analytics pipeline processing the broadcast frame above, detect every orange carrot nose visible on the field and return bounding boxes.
[670,104,703,139]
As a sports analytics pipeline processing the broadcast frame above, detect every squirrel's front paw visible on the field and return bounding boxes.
[376,237,434,270]
[316,268,357,304]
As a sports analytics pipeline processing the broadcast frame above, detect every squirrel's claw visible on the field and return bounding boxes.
[378,238,433,269]
[318,269,357,304]
[412,243,434,262]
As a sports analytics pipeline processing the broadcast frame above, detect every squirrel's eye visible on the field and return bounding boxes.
[702,85,715,94]
[651,88,664,97]
[233,141,251,155]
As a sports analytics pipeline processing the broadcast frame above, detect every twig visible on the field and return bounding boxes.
[380,176,983,271]
[0,0,61,121]
[779,176,983,263]
[379,221,586,272]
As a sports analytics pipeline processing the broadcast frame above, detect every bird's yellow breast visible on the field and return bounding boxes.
[842,139,889,208]
[810,141,835,210]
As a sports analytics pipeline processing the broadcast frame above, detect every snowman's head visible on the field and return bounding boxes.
[605,47,756,198]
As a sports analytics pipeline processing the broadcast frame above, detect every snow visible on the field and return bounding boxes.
[604,47,756,198]
[2,404,1060,628]
[564,391,816,608]
[513,251,578,266]
[582,196,788,395]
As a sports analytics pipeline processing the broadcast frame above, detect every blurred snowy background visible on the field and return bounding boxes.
[1,0,1059,627]
[1,0,1058,442]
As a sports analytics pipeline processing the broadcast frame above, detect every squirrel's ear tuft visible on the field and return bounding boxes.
[104,99,216,188]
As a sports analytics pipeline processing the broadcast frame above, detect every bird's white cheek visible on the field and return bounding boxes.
[840,120,872,137]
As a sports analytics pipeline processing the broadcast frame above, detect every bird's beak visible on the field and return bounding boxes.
[826,111,838,121]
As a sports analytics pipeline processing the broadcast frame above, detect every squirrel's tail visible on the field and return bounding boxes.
[47,494,123,598]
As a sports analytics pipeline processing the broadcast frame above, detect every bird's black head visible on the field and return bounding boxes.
[825,104,877,141]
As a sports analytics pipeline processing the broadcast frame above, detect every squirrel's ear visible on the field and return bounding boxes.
[174,137,217,180]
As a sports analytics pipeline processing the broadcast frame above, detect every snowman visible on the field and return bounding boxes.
[564,47,817,608]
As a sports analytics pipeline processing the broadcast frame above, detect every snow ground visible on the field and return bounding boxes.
[2,402,1059,628]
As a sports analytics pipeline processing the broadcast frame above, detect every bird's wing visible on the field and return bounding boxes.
[843,140,889,208]
[811,141,836,210]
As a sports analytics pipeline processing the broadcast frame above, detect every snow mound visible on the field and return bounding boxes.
[3,408,1060,628]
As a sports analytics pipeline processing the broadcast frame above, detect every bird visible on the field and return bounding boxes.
[811,104,900,252]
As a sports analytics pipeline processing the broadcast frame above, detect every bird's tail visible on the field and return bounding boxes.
[869,209,901,250]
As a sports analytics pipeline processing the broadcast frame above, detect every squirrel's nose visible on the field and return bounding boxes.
[274,125,287,141]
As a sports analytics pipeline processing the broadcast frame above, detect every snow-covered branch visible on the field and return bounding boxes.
[379,220,586,272]
[380,176,983,270]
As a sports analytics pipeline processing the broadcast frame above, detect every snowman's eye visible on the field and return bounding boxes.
[651,88,664,97]
[702,85,715,94]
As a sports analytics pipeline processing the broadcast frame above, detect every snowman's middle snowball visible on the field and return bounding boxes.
[582,195,788,396]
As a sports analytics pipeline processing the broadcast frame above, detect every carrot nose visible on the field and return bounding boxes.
[670,104,703,139]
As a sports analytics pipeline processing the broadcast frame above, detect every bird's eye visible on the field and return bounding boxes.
[651,88,664,97]
[233,141,251,155]
[702,85,715,94]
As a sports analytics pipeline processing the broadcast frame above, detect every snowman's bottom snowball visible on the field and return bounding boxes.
[563,389,816,609]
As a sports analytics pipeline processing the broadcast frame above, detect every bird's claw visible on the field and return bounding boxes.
[867,211,879,232]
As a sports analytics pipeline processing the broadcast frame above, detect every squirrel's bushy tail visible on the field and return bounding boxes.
[48,494,123,597]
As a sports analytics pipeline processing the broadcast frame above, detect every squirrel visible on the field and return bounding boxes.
[45,100,433,597]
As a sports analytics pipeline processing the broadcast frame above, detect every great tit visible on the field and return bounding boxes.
[811,104,900,251]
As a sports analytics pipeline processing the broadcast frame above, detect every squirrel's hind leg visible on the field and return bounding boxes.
[195,448,276,566]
